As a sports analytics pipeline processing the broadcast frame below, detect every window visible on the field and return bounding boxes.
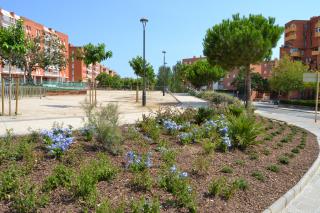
[316,28,320,33]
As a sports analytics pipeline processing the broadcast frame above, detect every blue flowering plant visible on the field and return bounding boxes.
[40,126,74,158]
[178,132,194,145]
[159,165,196,211]
[126,151,152,172]
[162,119,183,135]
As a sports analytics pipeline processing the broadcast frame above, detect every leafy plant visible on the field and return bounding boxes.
[130,197,161,213]
[251,171,265,181]
[291,148,300,154]
[0,165,20,200]
[228,113,262,150]
[42,164,73,192]
[220,166,233,174]
[192,155,210,175]
[267,164,280,173]
[96,199,125,213]
[202,138,216,155]
[233,178,248,191]
[278,156,289,165]
[130,170,153,191]
[195,107,215,124]
[139,117,160,142]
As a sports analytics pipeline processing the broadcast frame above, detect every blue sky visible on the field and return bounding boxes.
[0,0,319,77]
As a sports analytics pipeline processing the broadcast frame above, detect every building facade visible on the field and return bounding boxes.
[68,45,116,82]
[0,8,69,83]
[181,56,276,91]
[280,16,320,70]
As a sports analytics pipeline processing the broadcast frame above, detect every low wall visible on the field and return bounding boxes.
[46,90,87,96]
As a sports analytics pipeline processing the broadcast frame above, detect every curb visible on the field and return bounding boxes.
[263,122,320,213]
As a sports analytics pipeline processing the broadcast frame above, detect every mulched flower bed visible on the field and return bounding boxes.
[0,115,318,213]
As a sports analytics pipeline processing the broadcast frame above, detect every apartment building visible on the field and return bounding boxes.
[280,16,320,70]
[181,56,276,91]
[69,45,116,82]
[0,8,69,83]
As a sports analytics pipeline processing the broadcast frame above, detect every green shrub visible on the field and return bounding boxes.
[251,171,265,181]
[235,159,245,166]
[140,117,160,142]
[83,102,122,155]
[280,99,315,108]
[42,164,73,192]
[96,199,125,213]
[126,125,142,141]
[228,113,262,150]
[220,166,233,174]
[208,177,244,200]
[197,91,240,105]
[264,135,272,141]
[130,170,153,191]
[195,107,215,124]
[267,164,280,173]
[263,147,271,156]
[280,137,289,143]
[131,197,161,213]
[161,149,176,166]
[248,152,259,160]
[278,156,289,165]
[228,104,244,116]
[208,177,227,197]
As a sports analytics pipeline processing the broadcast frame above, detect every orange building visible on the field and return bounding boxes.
[68,45,116,82]
[280,16,320,70]
[0,8,69,83]
[181,56,276,91]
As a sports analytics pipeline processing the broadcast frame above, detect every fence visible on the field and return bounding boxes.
[42,81,87,91]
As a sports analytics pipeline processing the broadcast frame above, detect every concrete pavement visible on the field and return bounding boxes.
[0,90,178,136]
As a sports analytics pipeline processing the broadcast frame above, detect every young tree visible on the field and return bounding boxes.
[0,19,27,115]
[128,56,155,87]
[203,14,283,107]
[232,68,269,94]
[185,60,225,89]
[171,61,189,92]
[78,43,113,79]
[269,55,308,95]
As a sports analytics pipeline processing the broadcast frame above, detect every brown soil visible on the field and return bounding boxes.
[0,117,318,213]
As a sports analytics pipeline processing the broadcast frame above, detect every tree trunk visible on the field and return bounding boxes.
[245,65,251,108]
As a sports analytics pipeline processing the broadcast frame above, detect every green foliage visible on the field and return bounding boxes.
[195,107,215,124]
[159,169,196,212]
[156,65,172,89]
[235,159,245,166]
[83,102,122,155]
[96,199,125,213]
[270,55,308,93]
[196,91,241,105]
[130,170,153,191]
[129,56,156,85]
[185,60,225,89]
[278,156,290,164]
[262,147,271,156]
[203,14,283,107]
[208,177,227,197]
[233,178,249,191]
[228,104,245,116]
[248,152,259,160]
[232,70,270,93]
[161,149,177,166]
[267,164,280,173]
[139,117,160,142]
[0,165,20,200]
[220,166,233,174]
[42,164,73,192]
[130,197,161,213]
[171,61,189,92]
[208,177,246,200]
[251,171,265,181]
[280,99,317,108]
[228,113,262,150]
[202,138,216,155]
[78,43,112,68]
[96,72,123,89]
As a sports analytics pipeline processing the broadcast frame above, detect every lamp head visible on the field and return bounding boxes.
[140,17,148,26]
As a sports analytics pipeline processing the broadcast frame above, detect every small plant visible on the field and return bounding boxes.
[235,159,245,166]
[126,151,152,172]
[42,164,73,192]
[278,156,289,165]
[262,147,271,156]
[178,132,193,145]
[0,165,20,200]
[161,149,176,166]
[291,148,300,154]
[140,117,160,142]
[80,126,94,141]
[228,104,244,116]
[251,171,265,181]
[208,177,227,197]
[192,155,210,175]
[263,135,272,141]
[130,170,153,191]
[220,166,233,174]
[248,152,259,160]
[162,119,182,135]
[202,138,215,155]
[126,125,142,141]
[130,196,161,213]
[233,178,248,191]
[277,142,283,148]
[195,107,215,124]
[280,137,289,143]
[267,164,280,173]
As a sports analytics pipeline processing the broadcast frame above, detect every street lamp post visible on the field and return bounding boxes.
[162,51,166,96]
[140,17,148,106]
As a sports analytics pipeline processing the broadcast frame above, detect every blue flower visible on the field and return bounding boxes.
[179,172,188,178]
[170,165,177,173]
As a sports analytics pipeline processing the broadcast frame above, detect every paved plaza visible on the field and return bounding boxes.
[0,90,177,135]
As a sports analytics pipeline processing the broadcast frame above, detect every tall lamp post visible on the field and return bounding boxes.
[140,17,148,106]
[162,50,166,96]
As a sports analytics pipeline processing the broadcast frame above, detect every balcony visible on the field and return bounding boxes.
[285,34,297,41]
[312,50,320,56]
[44,72,59,77]
[285,25,297,33]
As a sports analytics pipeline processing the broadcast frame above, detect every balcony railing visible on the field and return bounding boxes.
[290,51,301,57]
[312,50,320,56]
[285,34,297,41]
[44,72,59,77]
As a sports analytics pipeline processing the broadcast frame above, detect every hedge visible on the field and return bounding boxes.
[280,99,315,108]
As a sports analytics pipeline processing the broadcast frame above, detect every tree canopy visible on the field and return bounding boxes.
[78,43,112,67]
[156,65,172,89]
[185,60,225,89]
[128,56,155,84]
[269,56,308,94]
[232,68,269,93]
[203,14,283,106]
